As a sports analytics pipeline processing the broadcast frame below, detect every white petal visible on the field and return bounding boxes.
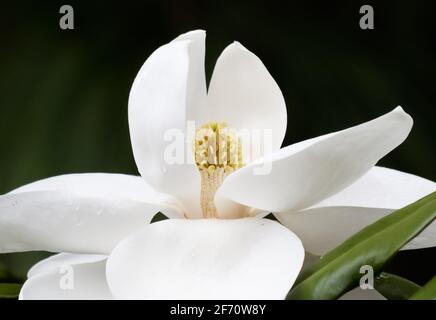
[27,253,106,278]
[340,287,386,300]
[218,107,413,213]
[0,173,180,254]
[276,167,436,254]
[203,42,287,156]
[172,30,207,119]
[20,253,112,300]
[129,30,206,217]
[107,218,304,299]
[312,166,436,210]
[275,206,436,256]
[214,192,253,219]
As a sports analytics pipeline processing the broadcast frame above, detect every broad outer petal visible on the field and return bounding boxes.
[0,173,180,254]
[106,218,304,299]
[27,253,107,278]
[128,30,206,217]
[203,42,287,159]
[275,206,436,256]
[217,107,413,213]
[276,167,436,255]
[310,166,436,210]
[20,253,111,300]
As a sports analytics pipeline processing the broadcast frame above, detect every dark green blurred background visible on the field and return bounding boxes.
[0,1,435,286]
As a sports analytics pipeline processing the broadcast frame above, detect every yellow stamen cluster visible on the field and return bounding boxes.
[194,122,244,173]
[194,122,244,218]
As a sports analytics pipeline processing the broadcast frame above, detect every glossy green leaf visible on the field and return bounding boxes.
[409,276,436,300]
[0,283,22,299]
[287,192,436,300]
[375,272,420,300]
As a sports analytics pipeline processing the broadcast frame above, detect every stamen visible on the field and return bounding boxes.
[194,122,244,218]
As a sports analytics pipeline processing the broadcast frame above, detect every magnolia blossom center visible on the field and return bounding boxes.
[194,122,244,218]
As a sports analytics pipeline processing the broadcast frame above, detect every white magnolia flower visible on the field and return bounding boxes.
[1,30,435,300]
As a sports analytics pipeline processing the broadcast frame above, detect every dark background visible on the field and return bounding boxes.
[0,1,434,287]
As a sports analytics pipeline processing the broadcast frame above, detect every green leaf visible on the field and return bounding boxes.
[287,191,436,300]
[375,272,420,300]
[409,276,436,300]
[0,283,22,299]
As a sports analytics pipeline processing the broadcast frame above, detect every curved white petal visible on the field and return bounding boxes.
[214,193,253,219]
[218,107,413,213]
[202,42,287,158]
[311,166,436,210]
[0,173,180,254]
[275,206,436,256]
[276,167,436,254]
[129,30,206,217]
[27,253,107,278]
[107,218,304,299]
[172,30,207,120]
[20,253,111,300]
[340,287,386,300]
